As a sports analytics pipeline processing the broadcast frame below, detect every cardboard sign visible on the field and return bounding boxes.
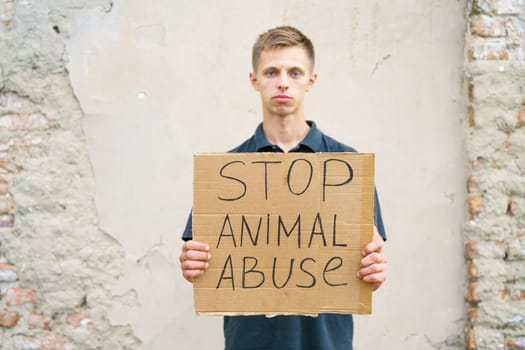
[192,153,375,316]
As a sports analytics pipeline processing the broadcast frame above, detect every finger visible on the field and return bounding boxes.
[357,262,386,278]
[181,260,209,271]
[362,239,383,256]
[180,240,211,264]
[184,250,211,262]
[183,240,210,253]
[361,271,386,285]
[362,227,383,256]
[183,269,206,282]
[360,252,386,267]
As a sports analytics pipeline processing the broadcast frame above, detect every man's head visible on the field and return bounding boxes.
[249,26,317,120]
[252,26,315,73]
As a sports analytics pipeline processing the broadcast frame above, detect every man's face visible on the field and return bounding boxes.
[250,46,317,118]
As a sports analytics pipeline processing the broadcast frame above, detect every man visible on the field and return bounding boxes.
[180,26,387,350]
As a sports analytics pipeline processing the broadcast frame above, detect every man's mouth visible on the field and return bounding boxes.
[273,95,292,103]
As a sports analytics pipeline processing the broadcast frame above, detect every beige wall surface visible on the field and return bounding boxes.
[66,0,467,349]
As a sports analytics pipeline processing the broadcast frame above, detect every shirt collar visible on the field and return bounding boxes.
[254,120,322,152]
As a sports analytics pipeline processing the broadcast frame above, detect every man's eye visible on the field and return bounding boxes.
[291,71,301,78]
[266,71,276,77]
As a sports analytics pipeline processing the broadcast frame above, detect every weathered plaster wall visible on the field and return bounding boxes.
[66,1,468,349]
[0,1,139,349]
[464,1,525,349]
[1,0,469,349]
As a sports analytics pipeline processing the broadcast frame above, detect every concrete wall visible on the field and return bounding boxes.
[0,0,468,349]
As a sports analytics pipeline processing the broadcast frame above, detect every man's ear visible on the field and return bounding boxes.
[306,73,318,92]
[249,72,259,91]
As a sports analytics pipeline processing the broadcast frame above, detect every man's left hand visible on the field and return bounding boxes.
[357,226,387,291]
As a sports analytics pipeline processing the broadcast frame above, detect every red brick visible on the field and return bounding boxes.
[0,262,17,282]
[28,311,51,330]
[472,157,488,170]
[468,307,478,322]
[467,176,479,193]
[469,108,476,127]
[12,334,73,350]
[11,134,45,150]
[6,287,37,306]
[469,41,509,61]
[0,309,20,327]
[66,310,92,328]
[467,327,476,350]
[0,177,7,195]
[507,200,518,216]
[501,287,525,302]
[501,287,508,300]
[468,263,477,280]
[508,337,525,348]
[510,290,525,302]
[466,240,506,259]
[517,110,524,128]
[0,113,49,131]
[468,283,480,302]
[0,155,21,174]
[0,196,13,214]
[468,196,484,215]
[470,15,507,37]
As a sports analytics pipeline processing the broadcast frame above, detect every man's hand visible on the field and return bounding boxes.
[357,226,387,291]
[179,240,211,283]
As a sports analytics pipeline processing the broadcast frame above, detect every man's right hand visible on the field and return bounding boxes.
[179,240,211,283]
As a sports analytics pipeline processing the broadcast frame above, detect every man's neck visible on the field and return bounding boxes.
[262,114,311,153]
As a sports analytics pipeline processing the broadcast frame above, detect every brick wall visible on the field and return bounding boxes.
[1,0,524,348]
[464,1,525,349]
[0,1,139,349]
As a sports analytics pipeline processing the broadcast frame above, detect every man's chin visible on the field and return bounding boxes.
[271,105,294,116]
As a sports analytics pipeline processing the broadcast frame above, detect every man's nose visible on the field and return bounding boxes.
[278,73,289,90]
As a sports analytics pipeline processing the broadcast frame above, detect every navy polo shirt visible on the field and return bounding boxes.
[183,121,386,350]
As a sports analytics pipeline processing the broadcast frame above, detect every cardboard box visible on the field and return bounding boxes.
[192,152,375,316]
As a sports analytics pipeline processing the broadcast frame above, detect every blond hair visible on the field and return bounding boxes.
[252,26,315,72]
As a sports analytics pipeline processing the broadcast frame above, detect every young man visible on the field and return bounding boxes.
[180,26,387,350]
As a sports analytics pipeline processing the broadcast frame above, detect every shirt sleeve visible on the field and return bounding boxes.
[182,211,193,241]
[374,188,387,241]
